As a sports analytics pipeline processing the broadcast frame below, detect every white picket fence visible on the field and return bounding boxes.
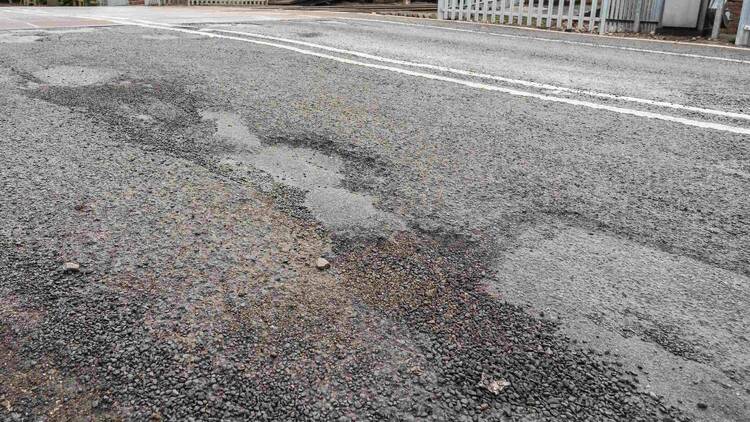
[188,0,267,5]
[606,0,662,32]
[437,0,665,33]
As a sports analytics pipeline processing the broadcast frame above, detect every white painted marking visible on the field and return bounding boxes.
[99,17,750,136]
[334,12,750,51]
[0,13,40,29]
[3,9,749,136]
[338,17,750,65]
[204,27,750,122]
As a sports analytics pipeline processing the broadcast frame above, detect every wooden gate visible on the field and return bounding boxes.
[437,0,666,33]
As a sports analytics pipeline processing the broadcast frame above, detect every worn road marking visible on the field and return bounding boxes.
[338,17,750,65]
[205,27,750,122]
[99,17,750,136]
[5,9,750,136]
[0,14,40,29]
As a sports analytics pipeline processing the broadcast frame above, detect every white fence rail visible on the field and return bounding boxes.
[437,0,667,33]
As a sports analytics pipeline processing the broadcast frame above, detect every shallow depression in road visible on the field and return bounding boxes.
[203,111,404,234]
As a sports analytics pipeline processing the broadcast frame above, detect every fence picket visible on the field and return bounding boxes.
[528,0,534,25]
[633,0,642,32]
[537,0,544,26]
[527,0,533,25]
[577,0,585,30]
[590,0,598,31]
[600,0,610,33]
[566,0,574,29]
[546,0,553,27]
[614,0,622,31]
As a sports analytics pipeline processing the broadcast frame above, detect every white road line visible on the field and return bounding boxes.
[6,6,749,65]
[337,17,750,65]
[0,13,40,29]
[336,12,750,51]
[4,9,749,136]
[97,17,750,136]
[204,27,750,122]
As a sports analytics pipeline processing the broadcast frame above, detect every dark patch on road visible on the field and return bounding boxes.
[622,310,708,364]
[296,32,323,38]
[27,77,216,165]
[0,228,689,422]
[336,232,689,421]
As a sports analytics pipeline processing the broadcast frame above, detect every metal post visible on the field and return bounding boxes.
[736,0,750,45]
[711,0,725,39]
[633,0,643,32]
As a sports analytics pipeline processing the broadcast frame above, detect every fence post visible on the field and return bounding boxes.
[599,0,609,33]
[737,0,750,45]
[711,0,725,39]
[633,0,643,32]
[437,0,444,19]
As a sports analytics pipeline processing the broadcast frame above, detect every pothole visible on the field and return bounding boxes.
[249,145,343,190]
[202,110,404,235]
[201,110,262,150]
[304,187,403,232]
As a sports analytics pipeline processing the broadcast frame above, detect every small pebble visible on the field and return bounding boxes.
[315,257,330,270]
[62,262,80,273]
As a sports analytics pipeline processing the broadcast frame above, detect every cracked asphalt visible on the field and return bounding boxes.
[1,6,749,422]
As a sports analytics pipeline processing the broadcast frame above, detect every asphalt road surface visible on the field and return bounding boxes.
[1,6,749,422]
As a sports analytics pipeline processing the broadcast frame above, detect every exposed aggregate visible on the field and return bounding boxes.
[3,18,748,421]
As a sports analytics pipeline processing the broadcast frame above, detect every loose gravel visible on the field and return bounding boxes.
[2,15,747,421]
